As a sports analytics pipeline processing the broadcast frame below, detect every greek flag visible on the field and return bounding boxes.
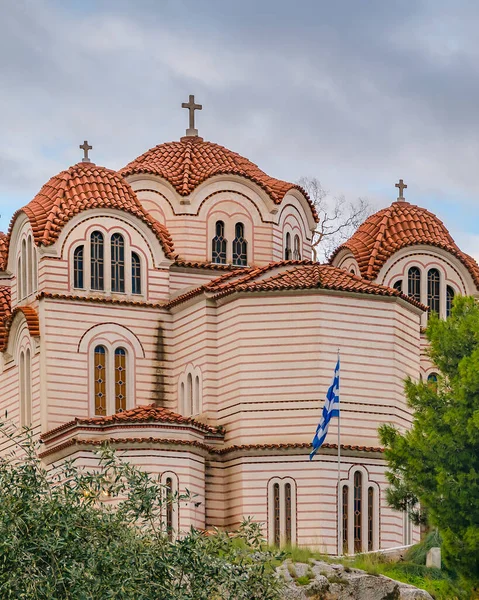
[310,358,340,460]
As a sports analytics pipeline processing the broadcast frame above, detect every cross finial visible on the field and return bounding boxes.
[181,94,202,137]
[79,140,93,163]
[395,178,407,201]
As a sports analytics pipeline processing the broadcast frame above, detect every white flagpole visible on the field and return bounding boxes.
[337,348,341,556]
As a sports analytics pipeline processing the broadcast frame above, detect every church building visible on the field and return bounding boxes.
[1,97,478,554]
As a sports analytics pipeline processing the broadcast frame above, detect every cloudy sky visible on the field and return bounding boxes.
[2,0,479,257]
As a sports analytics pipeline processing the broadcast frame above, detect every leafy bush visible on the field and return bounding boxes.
[0,426,283,599]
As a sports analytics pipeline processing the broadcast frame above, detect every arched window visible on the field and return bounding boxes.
[21,239,27,299]
[180,381,185,415]
[393,280,402,293]
[353,471,362,553]
[293,235,301,260]
[131,252,141,295]
[19,349,32,427]
[94,345,107,416]
[342,485,349,554]
[111,233,125,293]
[212,221,227,264]
[446,286,455,318]
[17,256,22,301]
[194,375,200,415]
[232,222,247,266]
[284,232,292,260]
[273,482,280,546]
[74,246,84,289]
[285,482,292,545]
[32,238,37,293]
[166,477,174,542]
[27,236,33,296]
[91,232,104,291]
[427,372,438,392]
[186,373,193,415]
[427,268,440,315]
[115,348,127,412]
[408,267,421,302]
[368,487,374,551]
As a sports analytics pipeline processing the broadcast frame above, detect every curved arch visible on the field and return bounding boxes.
[3,307,40,356]
[78,322,145,357]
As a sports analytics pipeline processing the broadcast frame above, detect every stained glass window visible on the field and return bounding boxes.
[232,222,247,266]
[285,483,292,545]
[115,348,126,412]
[132,252,141,295]
[91,232,104,291]
[94,345,107,416]
[284,232,292,260]
[446,286,454,318]
[74,246,84,289]
[408,267,421,302]
[111,233,125,293]
[342,485,349,554]
[212,221,227,264]
[293,235,301,260]
[273,483,280,546]
[354,471,362,553]
[427,269,440,315]
[368,487,374,551]
[166,477,173,542]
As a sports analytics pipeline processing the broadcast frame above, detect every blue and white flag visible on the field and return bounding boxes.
[310,358,340,460]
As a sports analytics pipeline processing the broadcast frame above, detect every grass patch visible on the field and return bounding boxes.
[296,574,312,586]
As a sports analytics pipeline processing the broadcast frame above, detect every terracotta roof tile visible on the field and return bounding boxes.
[330,201,479,287]
[6,162,175,261]
[0,287,11,349]
[42,403,221,439]
[166,261,426,310]
[120,137,319,222]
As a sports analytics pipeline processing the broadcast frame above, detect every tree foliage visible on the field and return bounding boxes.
[297,177,371,262]
[0,427,283,599]
[379,296,479,583]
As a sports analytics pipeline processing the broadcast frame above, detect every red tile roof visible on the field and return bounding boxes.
[120,137,319,222]
[0,233,7,270]
[166,260,426,310]
[7,162,175,260]
[330,201,479,286]
[42,404,221,439]
[0,288,11,349]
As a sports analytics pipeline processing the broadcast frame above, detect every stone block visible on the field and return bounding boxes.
[426,547,441,569]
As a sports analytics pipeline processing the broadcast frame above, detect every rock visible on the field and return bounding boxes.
[426,547,441,569]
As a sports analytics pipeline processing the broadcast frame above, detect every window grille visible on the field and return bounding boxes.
[408,267,421,302]
[342,485,349,554]
[446,286,454,318]
[427,268,440,315]
[353,471,362,553]
[111,233,125,293]
[212,221,227,264]
[166,477,174,542]
[74,246,84,289]
[273,483,280,546]
[368,487,374,551]
[132,252,141,294]
[285,482,292,544]
[232,222,247,266]
[115,348,127,412]
[91,232,104,291]
[94,345,107,416]
[293,235,301,260]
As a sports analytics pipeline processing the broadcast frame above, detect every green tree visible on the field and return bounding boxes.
[379,296,479,583]
[0,426,283,599]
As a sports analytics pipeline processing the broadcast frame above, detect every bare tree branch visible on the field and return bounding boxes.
[298,176,372,262]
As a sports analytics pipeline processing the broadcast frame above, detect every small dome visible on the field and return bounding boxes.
[8,161,174,258]
[330,200,479,286]
[120,137,318,220]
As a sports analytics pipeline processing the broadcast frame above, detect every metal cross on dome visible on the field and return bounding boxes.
[181,94,202,137]
[79,140,93,163]
[395,178,407,201]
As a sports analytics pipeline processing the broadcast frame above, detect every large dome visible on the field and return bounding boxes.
[120,137,318,220]
[6,161,174,261]
[330,200,479,286]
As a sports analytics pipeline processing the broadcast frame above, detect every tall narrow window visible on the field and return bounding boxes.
[115,348,127,412]
[131,252,141,295]
[32,240,37,293]
[74,246,84,289]
[293,235,301,260]
[393,280,402,292]
[17,257,22,302]
[212,221,227,264]
[21,239,27,299]
[19,351,25,426]
[27,236,33,296]
[94,345,107,416]
[19,348,32,427]
[111,233,125,293]
[368,487,374,551]
[232,222,247,266]
[408,267,421,302]
[284,233,292,260]
[91,232,104,291]
[273,483,280,546]
[427,268,440,315]
[446,286,455,318]
[353,471,362,553]
[342,485,349,554]
[285,482,292,545]
[180,382,185,414]
[166,477,174,542]
[186,373,193,415]
[194,376,200,415]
